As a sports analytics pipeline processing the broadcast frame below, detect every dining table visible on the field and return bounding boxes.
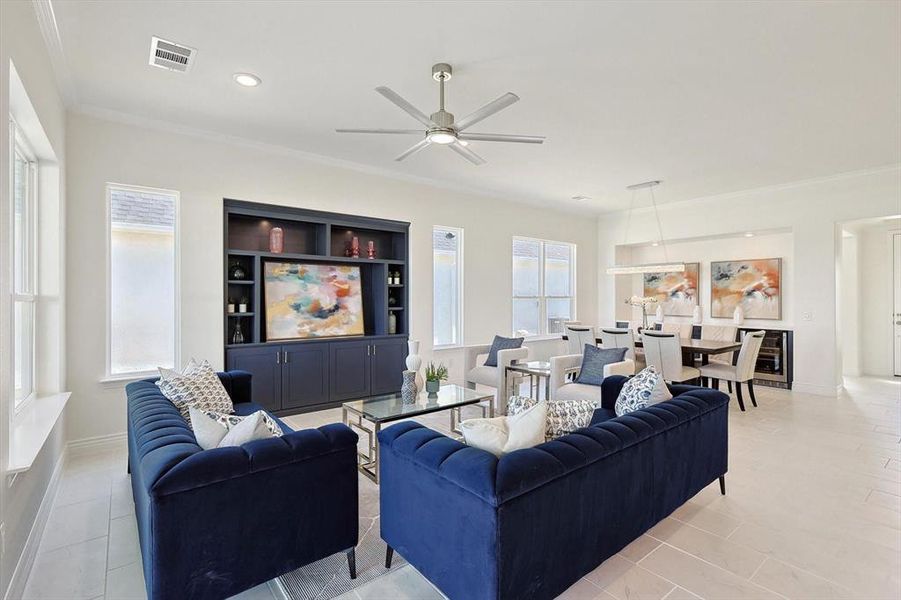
[562,332,742,366]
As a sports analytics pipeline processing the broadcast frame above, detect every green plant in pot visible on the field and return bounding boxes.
[424,362,448,396]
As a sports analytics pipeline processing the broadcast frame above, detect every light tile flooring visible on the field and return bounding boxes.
[20,376,901,599]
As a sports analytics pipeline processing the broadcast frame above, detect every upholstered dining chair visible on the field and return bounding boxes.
[565,324,596,355]
[699,330,765,411]
[700,324,739,390]
[660,322,694,339]
[598,328,641,372]
[641,331,701,384]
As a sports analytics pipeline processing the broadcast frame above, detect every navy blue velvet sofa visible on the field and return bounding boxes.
[126,370,359,600]
[378,375,729,600]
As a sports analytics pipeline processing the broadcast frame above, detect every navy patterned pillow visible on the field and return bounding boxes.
[484,335,524,367]
[575,345,628,386]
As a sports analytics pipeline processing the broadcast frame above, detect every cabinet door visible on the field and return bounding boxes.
[329,340,372,401]
[226,346,282,412]
[282,344,330,410]
[369,338,408,395]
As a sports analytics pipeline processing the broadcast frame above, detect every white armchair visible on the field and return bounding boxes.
[463,344,530,415]
[549,354,635,402]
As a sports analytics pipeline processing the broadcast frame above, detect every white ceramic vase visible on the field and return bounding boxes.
[692,305,702,325]
[733,306,745,325]
[405,340,424,389]
[655,305,664,323]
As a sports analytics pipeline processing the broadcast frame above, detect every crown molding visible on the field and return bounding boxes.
[32,0,78,107]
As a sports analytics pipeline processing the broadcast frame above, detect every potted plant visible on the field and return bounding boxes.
[424,362,448,396]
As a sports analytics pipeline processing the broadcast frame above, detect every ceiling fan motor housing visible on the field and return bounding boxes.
[430,110,455,129]
[432,63,452,81]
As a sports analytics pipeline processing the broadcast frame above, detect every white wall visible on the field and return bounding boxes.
[597,168,901,396]
[65,112,597,441]
[619,231,794,329]
[839,232,860,376]
[858,220,900,376]
[0,1,68,597]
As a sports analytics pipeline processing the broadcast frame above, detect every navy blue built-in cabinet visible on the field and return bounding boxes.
[223,200,409,415]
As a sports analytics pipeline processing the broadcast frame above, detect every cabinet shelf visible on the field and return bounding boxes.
[387,284,404,288]
[228,249,396,265]
[388,307,404,311]
[227,312,255,317]
[228,280,254,285]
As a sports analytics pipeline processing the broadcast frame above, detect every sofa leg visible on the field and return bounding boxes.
[712,378,720,390]
[719,476,726,495]
[345,548,357,579]
[747,380,758,407]
[735,382,746,412]
[385,545,394,569]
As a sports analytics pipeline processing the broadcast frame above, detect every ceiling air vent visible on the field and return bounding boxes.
[149,36,195,73]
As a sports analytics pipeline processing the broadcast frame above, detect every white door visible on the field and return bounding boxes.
[894,233,901,376]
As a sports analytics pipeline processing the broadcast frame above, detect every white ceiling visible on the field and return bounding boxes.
[52,0,901,212]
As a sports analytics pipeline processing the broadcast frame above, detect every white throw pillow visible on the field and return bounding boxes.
[156,359,235,424]
[614,366,672,416]
[460,401,547,457]
[189,407,284,450]
[218,411,274,447]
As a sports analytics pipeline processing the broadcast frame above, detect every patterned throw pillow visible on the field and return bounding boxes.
[546,398,597,438]
[189,407,283,450]
[156,359,235,424]
[483,335,524,367]
[614,366,672,416]
[507,395,539,416]
[575,346,628,386]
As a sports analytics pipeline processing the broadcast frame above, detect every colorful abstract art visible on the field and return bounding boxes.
[710,258,782,319]
[643,263,700,316]
[263,262,364,340]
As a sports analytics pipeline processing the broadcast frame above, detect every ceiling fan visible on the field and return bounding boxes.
[336,63,545,165]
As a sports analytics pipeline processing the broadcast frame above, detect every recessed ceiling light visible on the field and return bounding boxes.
[233,73,261,87]
[744,232,755,238]
[651,242,660,247]
[571,195,591,202]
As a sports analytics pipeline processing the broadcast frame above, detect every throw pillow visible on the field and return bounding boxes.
[507,395,539,416]
[546,398,597,438]
[483,335,524,367]
[460,401,547,457]
[218,412,274,447]
[156,359,235,424]
[614,366,673,416]
[189,407,284,450]
[575,346,628,386]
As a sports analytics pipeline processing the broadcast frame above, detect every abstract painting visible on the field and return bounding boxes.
[710,258,782,319]
[643,263,700,316]
[264,262,365,340]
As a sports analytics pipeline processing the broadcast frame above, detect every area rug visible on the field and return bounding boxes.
[275,516,407,600]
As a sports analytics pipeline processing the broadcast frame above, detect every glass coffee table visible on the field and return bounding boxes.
[341,384,493,483]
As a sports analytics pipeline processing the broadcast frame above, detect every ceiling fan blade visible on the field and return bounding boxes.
[455,93,519,131]
[336,128,424,135]
[448,140,486,165]
[395,138,431,162]
[375,87,434,127]
[457,132,545,144]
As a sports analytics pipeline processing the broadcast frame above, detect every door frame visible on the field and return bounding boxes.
[891,230,901,377]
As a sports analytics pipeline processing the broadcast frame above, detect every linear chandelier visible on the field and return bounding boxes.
[606,180,685,275]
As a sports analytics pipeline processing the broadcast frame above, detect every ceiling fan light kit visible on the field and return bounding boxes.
[336,62,545,165]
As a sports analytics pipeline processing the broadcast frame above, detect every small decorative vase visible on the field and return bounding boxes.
[351,236,360,258]
[388,312,397,334]
[228,263,246,280]
[344,240,352,257]
[405,340,424,390]
[655,305,664,323]
[692,305,702,325]
[401,370,418,404]
[269,227,284,253]
[733,306,745,325]
[367,240,376,259]
[426,379,440,396]
[231,325,244,345]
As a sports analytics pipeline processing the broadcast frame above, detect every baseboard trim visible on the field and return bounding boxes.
[68,432,127,453]
[4,447,67,600]
[792,381,843,397]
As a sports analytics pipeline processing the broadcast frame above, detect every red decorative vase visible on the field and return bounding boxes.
[351,236,360,258]
[367,240,376,259]
[269,227,284,253]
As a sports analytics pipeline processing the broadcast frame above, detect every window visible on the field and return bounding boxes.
[512,237,576,337]
[13,129,37,408]
[107,184,178,377]
[433,226,463,347]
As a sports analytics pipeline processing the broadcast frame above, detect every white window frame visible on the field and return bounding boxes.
[432,225,464,349]
[512,236,577,339]
[104,183,181,381]
[11,121,38,413]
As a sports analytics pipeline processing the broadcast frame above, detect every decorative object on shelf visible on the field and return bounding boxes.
[388,311,397,334]
[401,370,418,404]
[643,263,700,316]
[395,271,402,285]
[405,340,424,390]
[367,240,376,259]
[692,305,702,325]
[711,258,782,319]
[654,305,664,324]
[344,240,352,257]
[239,298,248,313]
[351,236,360,258]
[607,181,685,275]
[263,262,364,339]
[227,300,235,314]
[733,306,745,325]
[388,295,397,307]
[625,295,658,330]
[269,226,284,253]
[424,362,448,397]
[231,324,244,345]
[228,262,247,280]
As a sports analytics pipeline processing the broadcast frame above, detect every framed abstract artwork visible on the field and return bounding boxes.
[263,261,365,340]
[710,258,782,319]
[643,263,700,316]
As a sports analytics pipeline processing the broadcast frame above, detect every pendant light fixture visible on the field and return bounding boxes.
[606,180,685,275]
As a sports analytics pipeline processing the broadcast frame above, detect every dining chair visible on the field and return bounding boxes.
[641,331,701,383]
[598,328,641,372]
[699,330,765,411]
[661,322,694,339]
[701,325,738,365]
[565,324,596,355]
